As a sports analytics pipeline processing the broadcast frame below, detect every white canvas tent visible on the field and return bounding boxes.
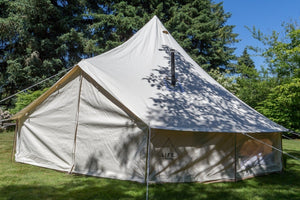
[12,16,287,183]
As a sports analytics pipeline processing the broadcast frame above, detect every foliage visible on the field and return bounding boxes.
[236,48,255,78]
[164,0,238,71]
[247,22,300,81]
[0,0,86,106]
[257,78,300,132]
[245,21,300,132]
[265,28,300,80]
[232,48,274,108]
[208,69,238,95]
[236,77,275,109]
[9,88,49,114]
[0,131,299,200]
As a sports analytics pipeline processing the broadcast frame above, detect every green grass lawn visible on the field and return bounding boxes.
[0,131,299,200]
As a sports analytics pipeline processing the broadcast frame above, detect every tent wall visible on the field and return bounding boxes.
[148,130,236,183]
[15,69,82,171]
[72,73,148,182]
[15,70,148,182]
[147,130,282,183]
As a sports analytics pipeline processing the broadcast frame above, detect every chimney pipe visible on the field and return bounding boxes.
[170,49,176,86]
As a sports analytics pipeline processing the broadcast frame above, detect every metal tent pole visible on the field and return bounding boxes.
[146,126,152,200]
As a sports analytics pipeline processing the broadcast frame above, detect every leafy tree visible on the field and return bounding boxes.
[257,78,300,132]
[247,21,300,82]
[247,21,300,132]
[208,69,238,95]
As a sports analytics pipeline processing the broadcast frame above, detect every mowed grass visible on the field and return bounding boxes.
[0,131,299,200]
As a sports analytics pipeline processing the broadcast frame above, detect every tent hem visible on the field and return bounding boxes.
[151,128,287,134]
[15,159,70,173]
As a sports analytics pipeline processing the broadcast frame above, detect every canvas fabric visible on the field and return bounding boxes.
[149,130,236,183]
[72,73,148,182]
[15,70,82,171]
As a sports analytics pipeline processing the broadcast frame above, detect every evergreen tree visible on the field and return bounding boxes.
[85,0,238,71]
[166,0,238,71]
[234,48,275,109]
[237,48,255,78]
[0,0,238,108]
[0,0,87,106]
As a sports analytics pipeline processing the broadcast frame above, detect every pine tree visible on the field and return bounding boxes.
[235,48,264,108]
[165,0,238,71]
[0,0,87,105]
[84,0,238,71]
[0,0,238,107]
[237,48,256,78]
[238,49,255,69]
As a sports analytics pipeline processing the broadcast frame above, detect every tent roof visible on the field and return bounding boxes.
[78,16,287,133]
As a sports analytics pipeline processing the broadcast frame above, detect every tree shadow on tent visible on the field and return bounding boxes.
[71,44,288,186]
[142,45,281,132]
[139,45,269,182]
[109,45,285,183]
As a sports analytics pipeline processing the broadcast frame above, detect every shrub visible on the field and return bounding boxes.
[10,88,49,114]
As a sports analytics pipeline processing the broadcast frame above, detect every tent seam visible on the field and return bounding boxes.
[80,70,147,127]
[69,71,83,173]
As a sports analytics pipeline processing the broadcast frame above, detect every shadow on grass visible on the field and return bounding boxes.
[0,180,239,200]
[1,170,299,200]
[284,149,300,159]
[0,177,142,200]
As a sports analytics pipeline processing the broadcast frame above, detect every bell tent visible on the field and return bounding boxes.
[12,16,287,183]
